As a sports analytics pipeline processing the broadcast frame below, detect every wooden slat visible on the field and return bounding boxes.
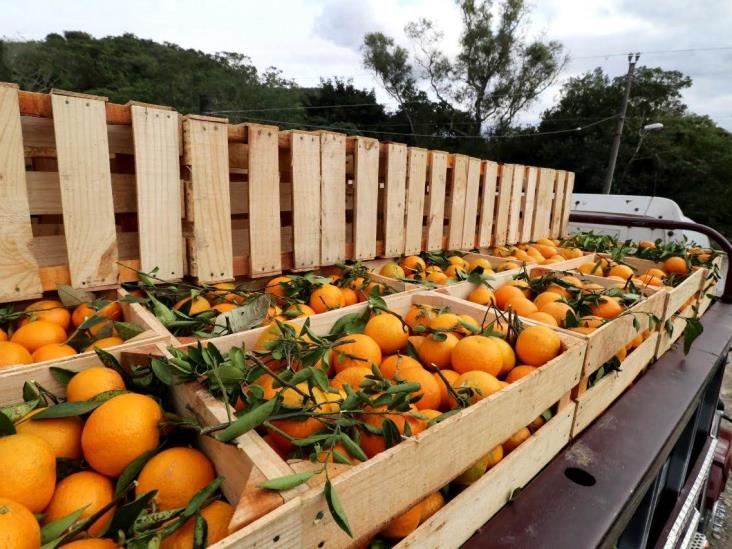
[403,148,428,255]
[426,151,448,251]
[550,170,567,237]
[520,166,538,243]
[352,137,380,260]
[531,168,556,241]
[492,164,514,246]
[182,116,233,282]
[561,171,576,237]
[51,92,118,288]
[247,124,281,276]
[26,172,138,215]
[21,115,134,155]
[130,104,184,280]
[477,161,498,248]
[382,143,407,257]
[319,132,346,265]
[0,84,43,302]
[289,131,320,270]
[506,164,525,245]
[447,154,468,249]
[461,157,481,249]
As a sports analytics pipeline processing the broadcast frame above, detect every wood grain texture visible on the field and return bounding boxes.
[550,170,567,238]
[447,154,468,249]
[477,161,498,248]
[461,157,481,249]
[51,92,118,288]
[383,143,408,257]
[506,164,525,245]
[289,131,321,270]
[352,137,380,260]
[319,132,346,265]
[520,166,538,243]
[26,172,139,215]
[561,171,576,237]
[130,104,184,280]
[403,148,428,255]
[247,124,281,276]
[426,151,448,251]
[531,168,556,241]
[492,164,514,246]
[182,116,233,282]
[0,84,43,302]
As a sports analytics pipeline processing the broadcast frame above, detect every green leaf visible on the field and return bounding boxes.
[49,367,76,387]
[78,314,108,331]
[0,410,16,435]
[683,317,704,354]
[632,316,640,332]
[259,471,315,490]
[182,477,223,518]
[325,480,353,537]
[0,399,38,423]
[340,432,368,462]
[212,295,270,335]
[329,312,367,338]
[32,390,125,419]
[56,284,95,307]
[508,487,523,502]
[150,358,173,386]
[115,449,156,497]
[382,418,401,450]
[22,381,40,402]
[541,408,554,422]
[193,513,208,549]
[40,506,88,544]
[115,321,145,340]
[385,382,421,395]
[104,490,157,536]
[214,397,279,442]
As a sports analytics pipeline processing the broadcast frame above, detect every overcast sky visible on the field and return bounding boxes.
[3,0,731,130]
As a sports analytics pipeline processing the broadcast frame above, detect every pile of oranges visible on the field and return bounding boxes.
[488,239,585,267]
[377,253,504,286]
[0,367,233,549]
[0,296,131,369]
[240,301,565,540]
[576,255,690,288]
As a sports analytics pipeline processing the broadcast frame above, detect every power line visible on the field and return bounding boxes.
[570,46,732,60]
[207,103,381,114]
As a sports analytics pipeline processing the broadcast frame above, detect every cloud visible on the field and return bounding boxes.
[313,0,382,49]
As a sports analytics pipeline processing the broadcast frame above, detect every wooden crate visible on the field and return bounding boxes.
[0,85,185,303]
[170,291,585,546]
[0,291,168,384]
[698,254,724,316]
[395,401,577,548]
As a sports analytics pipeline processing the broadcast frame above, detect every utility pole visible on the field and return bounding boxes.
[602,52,640,194]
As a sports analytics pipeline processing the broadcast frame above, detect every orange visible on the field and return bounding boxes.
[309,284,345,314]
[540,301,574,326]
[173,296,211,315]
[608,264,634,279]
[467,286,495,306]
[578,262,604,276]
[420,491,446,522]
[250,373,280,400]
[72,302,122,328]
[21,300,71,330]
[212,302,237,314]
[444,264,466,279]
[448,255,467,267]
[358,404,408,458]
[379,355,422,379]
[428,313,462,333]
[59,540,119,549]
[404,305,436,331]
[81,393,162,477]
[433,369,461,410]
[264,276,292,298]
[0,341,33,368]
[494,286,525,309]
[365,313,408,354]
[427,271,449,284]
[417,332,460,369]
[452,371,502,405]
[363,281,386,299]
[380,262,406,279]
[645,267,666,279]
[496,261,520,272]
[516,325,561,367]
[504,297,538,316]
[268,416,323,452]
[0,327,6,341]
[582,283,605,294]
[457,314,481,335]
[10,320,66,353]
[526,311,558,326]
[504,427,531,453]
[0,433,56,512]
[637,273,663,287]
[331,366,371,390]
[560,247,584,259]
[490,336,517,376]
[469,258,495,273]
[664,256,689,275]
[136,447,215,510]
[331,333,382,373]
[536,244,557,258]
[161,500,234,549]
[44,471,114,537]
[396,366,441,410]
[452,336,503,376]
[533,291,562,309]
[85,336,125,351]
[381,499,424,539]
[31,343,77,362]
[400,255,427,275]
[15,408,82,459]
[316,442,356,464]
[455,444,504,485]
[505,279,531,297]
[505,365,538,383]
[340,287,358,306]
[638,240,656,249]
[590,296,623,319]
[0,497,40,549]
[408,335,425,351]
[67,367,125,402]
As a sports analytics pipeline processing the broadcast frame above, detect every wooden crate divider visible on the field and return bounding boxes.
[425,151,449,251]
[382,142,408,258]
[319,131,347,265]
[403,147,428,256]
[476,160,498,248]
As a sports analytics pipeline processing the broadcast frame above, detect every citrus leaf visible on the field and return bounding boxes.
[193,513,208,549]
[0,399,38,423]
[103,490,157,537]
[32,390,125,419]
[214,397,278,442]
[325,480,352,537]
[78,314,107,331]
[385,382,421,395]
[683,317,704,354]
[259,471,314,491]
[56,285,95,307]
[0,410,15,435]
[115,321,145,341]
[339,432,367,462]
[212,295,270,335]
[329,312,367,338]
[508,487,523,502]
[49,367,76,387]
[41,506,88,544]
[182,477,223,518]
[115,449,157,497]
[150,358,173,386]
